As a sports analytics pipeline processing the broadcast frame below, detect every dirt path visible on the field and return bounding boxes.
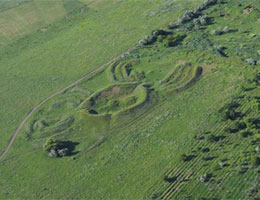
[0,45,137,161]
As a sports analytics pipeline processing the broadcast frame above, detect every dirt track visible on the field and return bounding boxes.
[0,45,137,161]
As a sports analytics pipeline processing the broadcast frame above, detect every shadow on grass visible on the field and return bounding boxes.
[60,141,80,156]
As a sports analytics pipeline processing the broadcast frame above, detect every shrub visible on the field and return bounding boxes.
[181,154,196,162]
[199,15,209,25]
[245,58,256,65]
[199,173,212,182]
[207,134,225,142]
[43,138,76,158]
[193,16,209,27]
[164,176,177,183]
[168,21,178,29]
[182,10,196,21]
[157,35,166,42]
[204,0,217,6]
[245,118,260,129]
[43,138,61,152]
[139,29,171,46]
[177,17,185,25]
[193,18,200,25]
[239,130,253,138]
[196,0,217,11]
[219,161,226,168]
[223,26,230,33]
[201,147,210,153]
[177,9,200,25]
[151,29,170,37]
[211,29,222,35]
[216,45,224,51]
[163,33,186,47]
[227,121,247,133]
[139,35,157,46]
[219,102,241,121]
[202,156,215,161]
[194,24,201,30]
[57,148,69,157]
[48,149,58,158]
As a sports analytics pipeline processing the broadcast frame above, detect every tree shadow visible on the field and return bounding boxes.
[181,154,197,162]
[202,156,216,161]
[229,29,238,33]
[206,17,215,25]
[89,109,98,115]
[208,135,226,142]
[59,141,80,156]
[164,176,177,183]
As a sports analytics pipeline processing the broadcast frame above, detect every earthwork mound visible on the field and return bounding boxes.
[107,59,143,82]
[160,62,203,93]
[25,115,75,140]
[80,83,148,117]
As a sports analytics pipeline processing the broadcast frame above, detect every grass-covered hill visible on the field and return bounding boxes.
[0,0,259,199]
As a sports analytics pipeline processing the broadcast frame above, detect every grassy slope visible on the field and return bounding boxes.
[0,0,201,152]
[0,0,259,199]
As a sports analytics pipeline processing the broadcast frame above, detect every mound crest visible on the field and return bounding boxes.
[160,62,203,93]
[107,59,142,82]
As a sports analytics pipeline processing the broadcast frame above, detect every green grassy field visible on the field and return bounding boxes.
[0,0,260,199]
[0,0,202,152]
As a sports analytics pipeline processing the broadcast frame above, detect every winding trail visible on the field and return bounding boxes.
[0,45,137,161]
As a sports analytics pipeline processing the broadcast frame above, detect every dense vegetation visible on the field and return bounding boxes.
[0,0,259,199]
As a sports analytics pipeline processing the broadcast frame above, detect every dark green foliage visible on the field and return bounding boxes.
[202,148,210,153]
[139,35,157,46]
[178,10,197,24]
[219,101,241,121]
[181,153,196,162]
[245,58,256,65]
[184,32,212,50]
[202,156,215,161]
[211,29,222,35]
[89,109,98,114]
[43,138,63,152]
[199,173,212,182]
[223,26,230,33]
[245,118,260,129]
[196,0,217,12]
[176,0,218,26]
[254,156,260,166]
[168,22,179,29]
[193,15,209,26]
[164,176,177,183]
[139,29,171,46]
[239,131,253,138]
[207,134,225,142]
[162,33,186,47]
[43,138,79,157]
[226,121,246,133]
[246,181,260,197]
[241,70,260,91]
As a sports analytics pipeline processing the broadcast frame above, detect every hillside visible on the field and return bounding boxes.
[0,0,259,199]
